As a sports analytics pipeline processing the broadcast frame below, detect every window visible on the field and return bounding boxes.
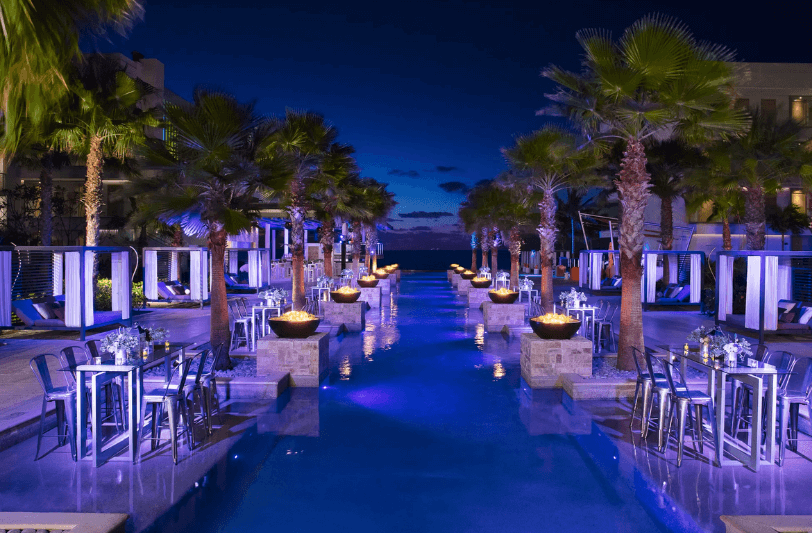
[734,98,749,110]
[761,99,776,121]
[790,96,812,126]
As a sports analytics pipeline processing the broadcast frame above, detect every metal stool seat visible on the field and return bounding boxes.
[30,354,77,461]
[141,358,194,464]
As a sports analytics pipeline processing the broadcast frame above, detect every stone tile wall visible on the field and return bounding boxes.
[457,279,472,295]
[378,277,391,293]
[451,273,461,287]
[482,301,525,332]
[520,333,592,387]
[322,300,367,332]
[257,332,329,387]
[468,287,490,308]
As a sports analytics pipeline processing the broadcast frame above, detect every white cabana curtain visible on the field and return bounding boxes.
[645,253,658,303]
[52,253,63,296]
[228,250,238,274]
[745,256,762,330]
[190,249,207,301]
[668,255,679,287]
[777,257,793,302]
[689,254,701,303]
[144,250,158,300]
[578,252,588,288]
[65,252,81,328]
[0,251,11,327]
[764,256,778,331]
[589,252,602,291]
[248,250,261,288]
[111,251,131,320]
[169,251,179,281]
[84,251,94,327]
[717,255,734,321]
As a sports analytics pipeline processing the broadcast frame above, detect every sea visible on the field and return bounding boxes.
[380,249,512,271]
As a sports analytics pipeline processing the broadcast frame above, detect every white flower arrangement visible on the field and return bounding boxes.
[316,275,333,289]
[687,326,751,362]
[148,326,168,344]
[559,287,587,307]
[359,265,368,276]
[341,268,355,278]
[480,266,491,273]
[519,278,533,291]
[260,288,288,304]
[101,327,140,355]
[496,271,510,281]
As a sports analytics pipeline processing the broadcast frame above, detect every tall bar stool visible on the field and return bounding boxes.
[59,346,125,432]
[141,358,194,464]
[658,357,719,467]
[642,350,671,451]
[229,301,252,351]
[183,349,211,445]
[777,357,812,465]
[200,344,226,435]
[594,304,617,352]
[30,354,77,461]
[732,350,797,441]
[629,347,664,433]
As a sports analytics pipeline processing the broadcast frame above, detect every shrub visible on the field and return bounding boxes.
[95,279,147,310]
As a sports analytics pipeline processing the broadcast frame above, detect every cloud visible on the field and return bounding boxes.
[435,165,459,173]
[438,181,469,194]
[388,169,420,177]
[399,211,454,219]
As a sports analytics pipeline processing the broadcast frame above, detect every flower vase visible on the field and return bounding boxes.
[115,349,127,365]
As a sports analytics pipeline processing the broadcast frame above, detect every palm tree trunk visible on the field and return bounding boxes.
[615,138,651,371]
[744,185,766,250]
[490,228,498,275]
[209,226,232,370]
[318,220,334,278]
[538,191,557,310]
[351,221,361,277]
[660,194,673,285]
[172,225,184,246]
[508,226,521,290]
[481,227,490,270]
[471,247,477,271]
[39,165,53,246]
[84,134,103,247]
[364,225,373,272]
[722,215,732,251]
[289,206,307,310]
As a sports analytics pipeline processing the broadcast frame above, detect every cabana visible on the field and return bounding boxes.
[578,250,621,293]
[642,251,704,308]
[225,247,273,291]
[716,250,812,343]
[3,246,133,339]
[143,247,210,308]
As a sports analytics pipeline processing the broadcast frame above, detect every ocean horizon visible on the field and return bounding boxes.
[377,249,512,271]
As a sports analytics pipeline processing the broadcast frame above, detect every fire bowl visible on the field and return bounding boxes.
[529,318,582,340]
[460,271,476,280]
[330,290,361,303]
[357,278,380,288]
[470,278,492,289]
[269,317,321,338]
[373,270,389,279]
[454,266,465,273]
[488,290,519,304]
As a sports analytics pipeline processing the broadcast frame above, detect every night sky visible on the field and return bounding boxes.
[96,0,812,249]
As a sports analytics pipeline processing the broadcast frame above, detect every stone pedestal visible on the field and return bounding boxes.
[257,332,329,387]
[358,286,382,308]
[388,272,398,285]
[395,269,401,282]
[378,277,391,293]
[468,287,490,308]
[482,301,525,332]
[322,300,366,332]
[457,279,472,295]
[447,269,454,281]
[520,333,592,387]
[451,273,461,287]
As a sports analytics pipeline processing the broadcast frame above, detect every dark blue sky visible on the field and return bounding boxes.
[97,0,812,248]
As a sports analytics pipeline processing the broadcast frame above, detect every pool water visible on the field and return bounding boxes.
[147,273,670,532]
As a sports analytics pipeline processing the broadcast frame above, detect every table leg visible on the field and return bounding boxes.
[749,375,763,471]
[714,370,725,467]
[764,374,777,465]
[91,373,102,467]
[77,370,87,460]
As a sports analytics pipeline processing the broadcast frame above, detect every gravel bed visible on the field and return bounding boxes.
[591,357,705,380]
[144,357,257,379]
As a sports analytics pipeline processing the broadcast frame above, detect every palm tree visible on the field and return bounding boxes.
[52,55,156,248]
[131,89,283,369]
[502,126,597,309]
[767,204,811,250]
[686,150,744,252]
[647,140,703,284]
[493,178,538,288]
[541,15,749,370]
[308,144,359,278]
[718,111,812,250]
[458,201,480,271]
[265,110,338,310]
[360,179,396,272]
[0,0,143,158]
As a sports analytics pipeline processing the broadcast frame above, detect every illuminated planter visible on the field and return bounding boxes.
[357,276,379,288]
[373,269,389,279]
[529,314,581,340]
[470,277,492,289]
[521,333,592,386]
[460,270,476,280]
[269,312,321,339]
[488,289,520,304]
[330,288,361,303]
[454,266,465,273]
[257,331,329,387]
[358,286,382,308]
[482,301,525,332]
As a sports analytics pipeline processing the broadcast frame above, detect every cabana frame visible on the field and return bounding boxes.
[642,251,705,309]
[715,250,812,344]
[578,250,620,292]
[4,246,133,339]
[143,247,210,308]
[225,247,273,290]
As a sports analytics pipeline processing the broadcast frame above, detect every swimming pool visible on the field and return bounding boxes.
[146,272,673,532]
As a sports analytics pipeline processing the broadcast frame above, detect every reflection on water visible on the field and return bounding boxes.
[339,353,351,380]
[474,323,485,351]
[492,360,505,380]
